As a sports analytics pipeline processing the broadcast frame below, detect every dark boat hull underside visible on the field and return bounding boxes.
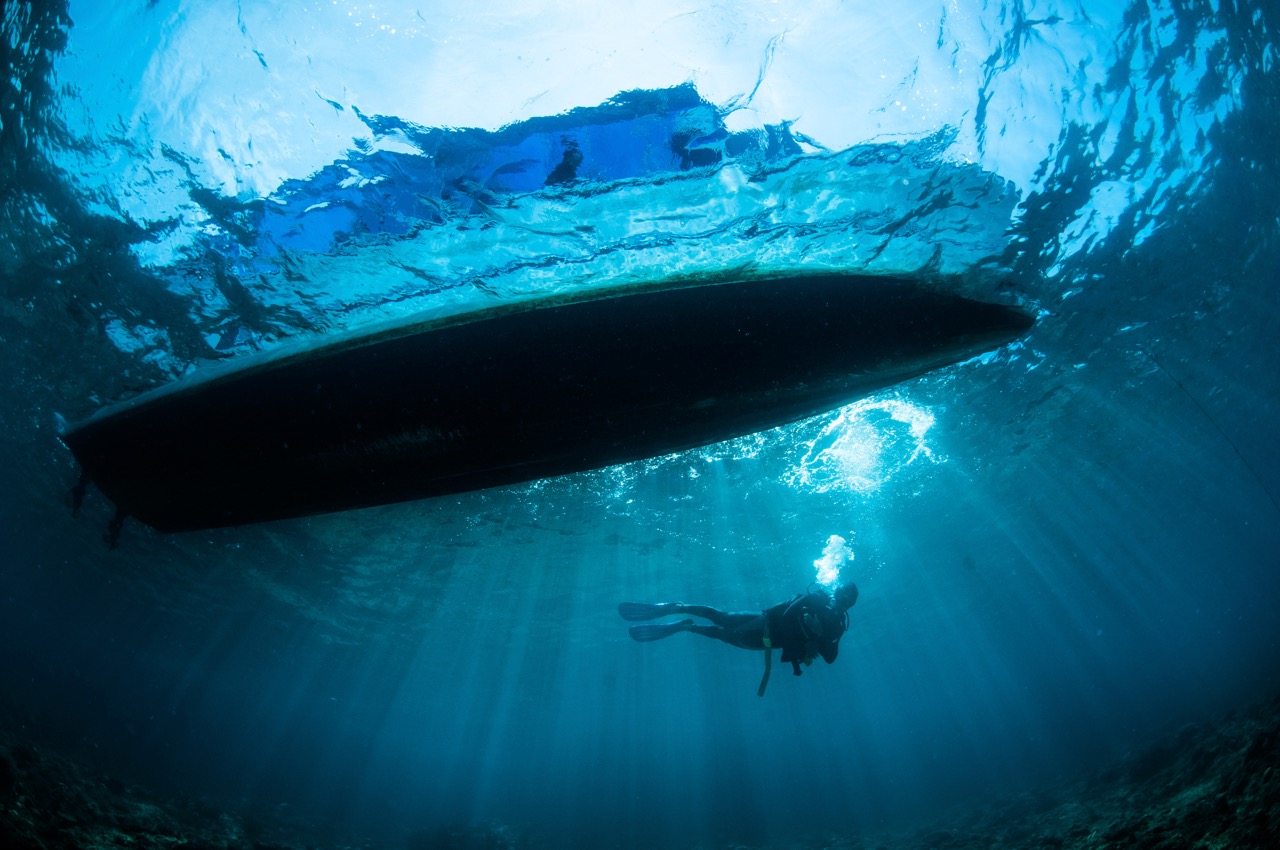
[63,273,1034,532]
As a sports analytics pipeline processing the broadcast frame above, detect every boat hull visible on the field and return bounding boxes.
[63,273,1033,531]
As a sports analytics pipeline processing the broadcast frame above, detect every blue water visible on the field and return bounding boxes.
[2,1,1278,847]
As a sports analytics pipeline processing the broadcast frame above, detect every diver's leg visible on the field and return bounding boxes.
[619,603,760,631]
[678,606,760,628]
[688,614,767,651]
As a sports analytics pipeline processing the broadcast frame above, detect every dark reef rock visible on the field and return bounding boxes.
[855,694,1280,850]
[2,696,1279,849]
[0,747,17,796]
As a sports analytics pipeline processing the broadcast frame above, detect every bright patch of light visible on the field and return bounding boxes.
[104,318,171,355]
[786,397,937,494]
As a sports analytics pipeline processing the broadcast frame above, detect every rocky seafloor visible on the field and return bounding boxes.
[3,694,1279,850]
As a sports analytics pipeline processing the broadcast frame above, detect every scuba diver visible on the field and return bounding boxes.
[618,582,858,695]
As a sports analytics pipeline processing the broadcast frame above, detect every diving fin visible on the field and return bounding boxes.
[617,602,684,621]
[628,619,694,642]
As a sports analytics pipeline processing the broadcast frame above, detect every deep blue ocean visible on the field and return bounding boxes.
[2,1,1278,848]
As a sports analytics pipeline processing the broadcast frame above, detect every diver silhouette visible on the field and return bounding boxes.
[619,583,858,695]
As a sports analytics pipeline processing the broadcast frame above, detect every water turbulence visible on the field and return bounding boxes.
[787,397,940,495]
[63,271,1031,533]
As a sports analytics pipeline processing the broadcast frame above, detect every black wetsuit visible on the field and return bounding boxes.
[683,591,850,675]
[764,592,848,675]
